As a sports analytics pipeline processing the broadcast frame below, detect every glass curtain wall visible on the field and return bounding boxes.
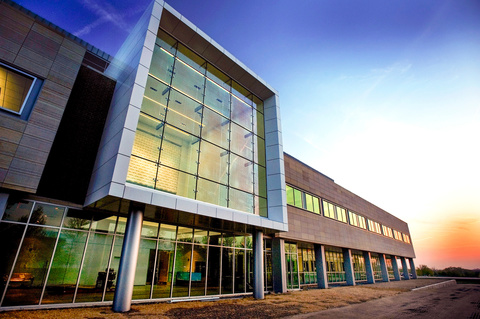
[126,30,267,216]
[0,199,253,308]
[385,256,395,279]
[298,245,316,285]
[370,253,383,281]
[325,247,346,283]
[351,251,367,282]
[285,243,299,290]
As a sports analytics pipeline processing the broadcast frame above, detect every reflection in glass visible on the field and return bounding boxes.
[42,230,88,304]
[103,236,123,301]
[234,249,245,293]
[2,200,33,222]
[204,79,230,117]
[91,215,117,233]
[155,165,196,199]
[193,229,208,245]
[221,247,233,294]
[62,209,91,230]
[190,245,207,296]
[0,223,25,297]
[159,124,199,175]
[229,153,253,194]
[141,221,159,238]
[3,226,59,306]
[172,243,192,297]
[127,156,157,189]
[142,76,168,120]
[229,188,253,214]
[149,45,175,84]
[230,122,253,160]
[75,233,114,303]
[132,239,156,300]
[152,240,175,298]
[254,164,267,198]
[206,246,220,295]
[231,96,252,130]
[198,141,229,184]
[166,88,202,136]
[30,203,65,227]
[171,59,204,103]
[201,107,230,149]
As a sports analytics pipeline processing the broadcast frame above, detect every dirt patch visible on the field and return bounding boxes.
[0,279,449,319]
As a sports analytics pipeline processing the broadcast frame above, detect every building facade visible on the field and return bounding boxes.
[0,0,415,312]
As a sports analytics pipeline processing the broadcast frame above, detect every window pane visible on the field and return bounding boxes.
[149,45,175,84]
[229,188,253,214]
[190,245,207,296]
[206,64,230,91]
[206,246,220,295]
[234,249,245,293]
[155,165,196,199]
[176,43,205,74]
[62,209,91,230]
[2,200,33,222]
[42,230,88,304]
[231,96,252,130]
[177,227,193,243]
[131,114,162,162]
[159,124,199,175]
[231,81,252,106]
[294,189,303,209]
[253,109,265,139]
[201,106,230,149]
[312,197,320,214]
[305,194,314,212]
[3,226,59,306]
[253,136,266,167]
[165,88,202,137]
[141,221,159,238]
[91,215,117,233]
[229,153,253,193]
[198,141,229,185]
[221,247,234,294]
[0,223,25,296]
[29,203,65,227]
[172,243,192,297]
[171,59,204,103]
[286,186,294,206]
[196,178,228,208]
[132,239,157,300]
[142,76,168,120]
[204,79,230,117]
[254,164,267,197]
[103,236,124,301]
[153,240,175,298]
[230,122,253,160]
[0,64,35,114]
[127,156,157,189]
[193,229,208,245]
[254,196,268,217]
[159,224,177,241]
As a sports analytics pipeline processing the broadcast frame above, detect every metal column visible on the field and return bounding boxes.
[314,244,328,289]
[409,258,417,279]
[400,257,410,280]
[253,230,264,299]
[112,202,144,312]
[272,237,287,293]
[343,248,355,286]
[378,254,390,282]
[363,251,375,284]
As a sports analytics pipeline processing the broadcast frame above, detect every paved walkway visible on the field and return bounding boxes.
[288,283,480,319]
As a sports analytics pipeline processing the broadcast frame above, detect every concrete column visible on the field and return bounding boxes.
[314,244,328,289]
[400,257,410,280]
[391,255,401,281]
[378,254,390,282]
[409,258,417,279]
[113,202,144,312]
[272,237,287,293]
[363,251,375,284]
[342,248,355,286]
[253,230,264,299]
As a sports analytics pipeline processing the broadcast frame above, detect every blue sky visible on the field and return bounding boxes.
[17,0,480,269]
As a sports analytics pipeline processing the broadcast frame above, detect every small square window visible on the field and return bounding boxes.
[0,62,37,115]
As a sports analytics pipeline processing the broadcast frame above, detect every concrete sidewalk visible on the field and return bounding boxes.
[288,283,480,319]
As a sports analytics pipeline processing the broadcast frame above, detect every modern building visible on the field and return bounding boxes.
[0,0,415,312]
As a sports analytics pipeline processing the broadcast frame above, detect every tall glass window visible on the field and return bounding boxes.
[325,247,345,283]
[126,30,267,216]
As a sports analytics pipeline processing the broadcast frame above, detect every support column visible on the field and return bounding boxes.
[363,251,375,284]
[378,254,390,282]
[400,257,410,280]
[391,255,401,281]
[253,230,264,299]
[409,258,417,279]
[113,202,144,312]
[272,237,287,293]
[314,244,328,289]
[343,248,355,286]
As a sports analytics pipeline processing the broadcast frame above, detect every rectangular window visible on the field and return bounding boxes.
[0,62,40,118]
[358,216,367,229]
[312,197,320,214]
[336,207,347,223]
[286,185,294,206]
[305,193,314,212]
[322,201,335,219]
[293,188,303,209]
[349,211,358,227]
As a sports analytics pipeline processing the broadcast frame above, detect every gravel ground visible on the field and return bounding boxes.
[0,279,449,319]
